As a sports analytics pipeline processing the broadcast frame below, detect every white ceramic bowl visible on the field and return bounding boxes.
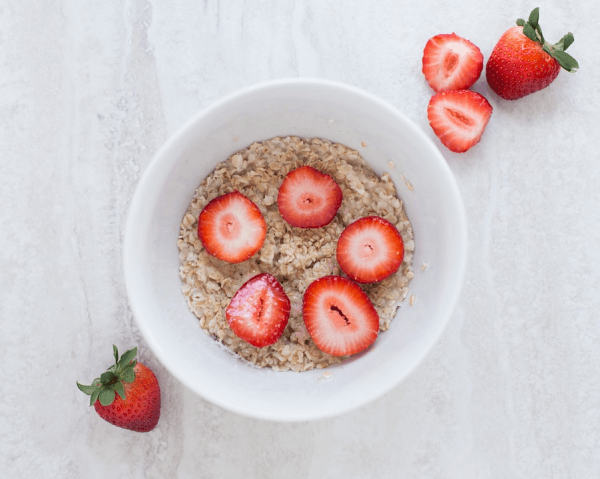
[124,79,467,421]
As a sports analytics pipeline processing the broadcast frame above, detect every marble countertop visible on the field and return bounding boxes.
[2,1,599,477]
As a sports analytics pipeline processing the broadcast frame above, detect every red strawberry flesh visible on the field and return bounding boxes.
[422,33,483,92]
[226,273,291,348]
[303,276,379,357]
[427,90,492,153]
[336,216,404,284]
[277,165,343,228]
[198,191,267,263]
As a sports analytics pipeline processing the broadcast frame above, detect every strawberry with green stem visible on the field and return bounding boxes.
[77,346,161,433]
[486,7,579,100]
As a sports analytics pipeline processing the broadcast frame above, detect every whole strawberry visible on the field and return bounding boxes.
[486,7,578,100]
[77,346,161,432]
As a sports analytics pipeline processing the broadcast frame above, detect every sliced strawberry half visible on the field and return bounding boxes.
[198,191,267,263]
[277,165,343,228]
[226,273,291,348]
[422,33,484,92]
[427,90,493,153]
[302,276,379,357]
[336,216,404,284]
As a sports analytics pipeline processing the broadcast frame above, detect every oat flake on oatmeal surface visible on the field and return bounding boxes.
[177,136,415,372]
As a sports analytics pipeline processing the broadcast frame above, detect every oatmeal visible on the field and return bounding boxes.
[177,136,414,372]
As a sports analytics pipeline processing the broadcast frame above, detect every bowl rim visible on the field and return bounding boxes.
[123,77,468,421]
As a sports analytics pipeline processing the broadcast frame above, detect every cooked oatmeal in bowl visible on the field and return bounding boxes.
[177,136,415,371]
[124,79,467,420]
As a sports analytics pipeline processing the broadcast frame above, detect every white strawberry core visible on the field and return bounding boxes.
[361,242,375,258]
[297,190,323,213]
[220,213,240,237]
[328,304,351,328]
[439,40,473,84]
[443,51,459,76]
[352,232,386,264]
[445,106,475,129]
[216,204,263,255]
[301,193,315,205]
[320,294,362,333]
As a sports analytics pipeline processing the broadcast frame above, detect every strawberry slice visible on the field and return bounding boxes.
[277,165,343,228]
[336,216,404,284]
[427,90,493,153]
[198,191,267,263]
[226,273,291,348]
[422,33,484,92]
[302,276,379,357]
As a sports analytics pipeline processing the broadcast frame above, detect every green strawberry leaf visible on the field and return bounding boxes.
[119,360,137,375]
[554,33,574,52]
[563,33,575,51]
[122,367,136,384]
[76,382,97,395]
[516,7,578,73]
[552,50,579,72]
[90,387,101,406]
[522,23,539,43]
[100,371,116,385]
[535,23,545,44]
[98,388,116,407]
[119,348,138,368]
[78,345,143,407]
[528,7,540,29]
[114,381,127,401]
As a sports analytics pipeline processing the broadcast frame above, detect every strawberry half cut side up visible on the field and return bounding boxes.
[336,216,404,284]
[77,346,161,433]
[226,273,291,348]
[427,90,493,153]
[422,33,484,92]
[277,165,343,228]
[486,8,579,100]
[303,276,379,357]
[198,191,267,263]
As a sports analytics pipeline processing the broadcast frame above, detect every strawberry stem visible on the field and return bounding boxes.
[528,8,540,32]
[516,7,579,72]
